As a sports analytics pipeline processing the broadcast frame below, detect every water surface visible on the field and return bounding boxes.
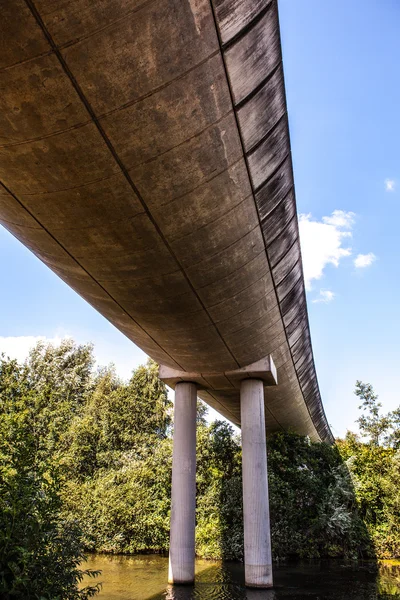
[82,554,400,600]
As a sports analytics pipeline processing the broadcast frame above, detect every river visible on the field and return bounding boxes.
[81,554,400,599]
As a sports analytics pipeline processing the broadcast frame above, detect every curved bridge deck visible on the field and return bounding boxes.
[0,0,332,443]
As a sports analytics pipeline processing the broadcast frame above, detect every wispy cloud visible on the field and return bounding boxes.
[312,290,335,304]
[298,210,354,290]
[385,179,395,192]
[354,252,376,268]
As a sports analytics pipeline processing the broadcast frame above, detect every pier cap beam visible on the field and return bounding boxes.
[159,356,277,393]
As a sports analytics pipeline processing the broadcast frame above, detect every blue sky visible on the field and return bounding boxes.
[0,0,399,437]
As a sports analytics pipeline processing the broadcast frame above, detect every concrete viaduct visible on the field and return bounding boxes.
[0,0,332,589]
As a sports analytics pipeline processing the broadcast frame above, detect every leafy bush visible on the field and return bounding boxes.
[0,354,100,599]
[336,381,400,558]
[195,419,243,559]
[268,431,371,559]
[338,434,400,558]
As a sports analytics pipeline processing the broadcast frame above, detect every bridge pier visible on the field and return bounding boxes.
[241,379,273,588]
[159,358,276,588]
[168,381,197,585]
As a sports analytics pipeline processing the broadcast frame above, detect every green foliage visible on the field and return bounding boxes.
[0,351,100,599]
[388,408,400,449]
[355,380,400,448]
[335,380,400,558]
[338,435,400,558]
[3,342,400,575]
[268,431,371,559]
[60,360,171,479]
[62,399,243,559]
[195,416,243,559]
[59,357,173,554]
[355,381,392,446]
[63,439,173,554]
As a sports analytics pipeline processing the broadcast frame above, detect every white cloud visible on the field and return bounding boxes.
[385,179,395,192]
[322,211,354,228]
[312,290,335,304]
[0,333,148,381]
[298,210,354,290]
[0,335,67,362]
[354,252,376,268]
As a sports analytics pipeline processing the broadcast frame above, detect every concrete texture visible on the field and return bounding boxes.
[241,379,273,588]
[159,355,278,390]
[0,0,333,443]
[168,382,197,585]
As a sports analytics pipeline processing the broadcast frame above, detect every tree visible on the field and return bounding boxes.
[22,340,95,462]
[60,359,173,554]
[268,431,370,559]
[61,359,172,478]
[336,381,400,557]
[338,432,400,558]
[0,354,100,599]
[386,407,400,450]
[3,341,390,573]
[355,381,392,446]
[195,416,243,559]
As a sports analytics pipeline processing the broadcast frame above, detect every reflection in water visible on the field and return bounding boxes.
[379,563,400,596]
[81,554,400,600]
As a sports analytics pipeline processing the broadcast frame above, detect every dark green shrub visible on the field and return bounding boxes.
[0,354,100,598]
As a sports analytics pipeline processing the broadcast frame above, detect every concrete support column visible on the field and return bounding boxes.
[168,381,197,585]
[240,378,273,588]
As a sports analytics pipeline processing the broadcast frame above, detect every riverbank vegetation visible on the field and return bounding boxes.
[0,343,101,599]
[337,381,400,558]
[1,340,400,595]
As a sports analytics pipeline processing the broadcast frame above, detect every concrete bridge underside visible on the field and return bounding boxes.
[0,0,332,445]
[1,0,335,588]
